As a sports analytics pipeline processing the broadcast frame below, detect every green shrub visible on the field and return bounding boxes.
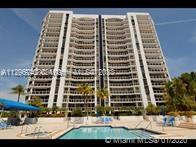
[1,111,18,117]
[104,106,113,115]
[118,112,130,116]
[71,108,83,117]
[183,111,195,118]
[145,103,159,115]
[135,107,144,115]
[167,111,179,117]
[96,105,105,116]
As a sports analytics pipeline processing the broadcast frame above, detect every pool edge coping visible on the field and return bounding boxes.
[55,125,165,139]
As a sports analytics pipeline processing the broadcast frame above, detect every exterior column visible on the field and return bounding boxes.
[127,14,148,108]
[56,12,73,108]
[48,12,67,108]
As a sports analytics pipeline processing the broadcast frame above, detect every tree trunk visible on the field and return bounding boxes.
[17,93,20,102]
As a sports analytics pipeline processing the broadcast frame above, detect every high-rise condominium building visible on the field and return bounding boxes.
[25,10,170,112]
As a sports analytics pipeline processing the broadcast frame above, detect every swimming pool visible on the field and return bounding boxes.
[59,126,158,139]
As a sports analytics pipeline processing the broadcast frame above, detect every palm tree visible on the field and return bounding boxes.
[28,96,42,107]
[96,88,109,106]
[77,83,93,118]
[11,85,25,102]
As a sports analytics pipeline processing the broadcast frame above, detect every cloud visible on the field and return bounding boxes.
[166,56,196,78]
[155,18,196,26]
[11,9,42,32]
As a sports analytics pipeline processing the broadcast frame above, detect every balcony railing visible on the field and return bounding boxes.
[30,83,51,87]
[111,98,142,102]
[30,91,50,95]
[69,99,94,103]
[110,91,140,95]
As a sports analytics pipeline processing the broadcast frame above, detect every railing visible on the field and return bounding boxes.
[31,91,50,94]
[111,98,142,102]
[135,120,144,128]
[20,124,34,135]
[135,116,152,130]
[33,83,51,87]
[145,121,152,129]
[33,126,52,139]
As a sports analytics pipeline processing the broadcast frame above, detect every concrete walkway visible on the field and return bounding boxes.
[0,117,195,139]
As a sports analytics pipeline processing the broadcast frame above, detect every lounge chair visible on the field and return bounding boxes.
[108,117,112,122]
[101,117,113,124]
[0,123,6,129]
[167,116,175,126]
[0,122,11,129]
[162,116,175,126]
[162,116,167,126]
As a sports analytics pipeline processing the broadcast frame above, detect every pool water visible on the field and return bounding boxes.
[59,126,155,139]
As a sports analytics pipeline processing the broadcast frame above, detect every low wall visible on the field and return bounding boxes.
[2,115,196,124]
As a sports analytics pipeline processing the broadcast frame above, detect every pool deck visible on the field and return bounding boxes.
[0,116,195,139]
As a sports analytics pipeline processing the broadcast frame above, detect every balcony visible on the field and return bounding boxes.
[37,62,55,66]
[29,91,50,95]
[64,83,94,88]
[32,77,52,81]
[72,19,95,24]
[70,36,94,41]
[68,107,94,111]
[66,91,94,95]
[108,60,130,64]
[149,70,166,74]
[147,64,165,68]
[109,65,131,69]
[111,98,142,103]
[110,91,140,95]
[39,51,57,55]
[72,21,95,26]
[72,50,95,55]
[38,56,56,61]
[105,21,123,25]
[70,31,94,37]
[71,27,94,33]
[71,25,95,31]
[69,47,94,51]
[153,90,164,94]
[110,83,138,87]
[70,52,95,57]
[66,77,95,82]
[68,99,94,103]
[29,83,51,88]
[69,58,94,63]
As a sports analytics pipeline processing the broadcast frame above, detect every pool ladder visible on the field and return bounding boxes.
[21,124,33,134]
[33,126,52,139]
[135,120,152,129]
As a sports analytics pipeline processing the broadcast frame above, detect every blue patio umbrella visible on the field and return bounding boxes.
[0,98,39,111]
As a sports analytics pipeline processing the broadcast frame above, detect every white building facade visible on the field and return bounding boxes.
[25,11,170,112]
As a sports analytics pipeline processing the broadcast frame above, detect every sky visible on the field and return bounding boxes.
[0,8,195,102]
